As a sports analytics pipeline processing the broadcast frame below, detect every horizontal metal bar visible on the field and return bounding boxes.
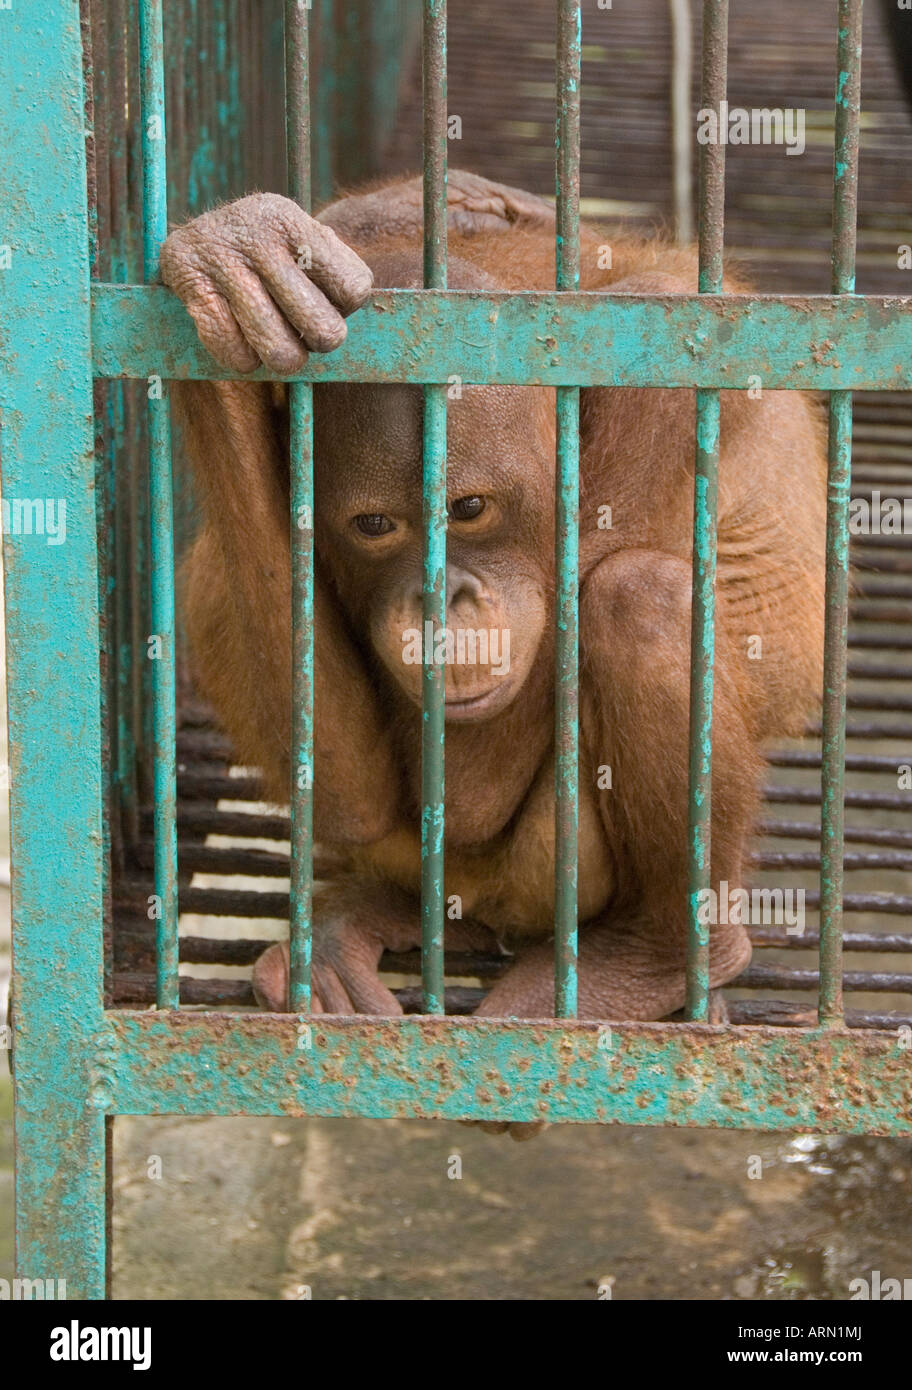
[802,892,912,915]
[739,965,912,994]
[105,977,912,1023]
[761,818,912,849]
[769,751,912,772]
[765,786,912,809]
[111,878,912,922]
[119,927,912,964]
[749,929,912,952]
[91,285,912,389]
[98,1012,912,1134]
[758,848,912,870]
[729,1003,912,1031]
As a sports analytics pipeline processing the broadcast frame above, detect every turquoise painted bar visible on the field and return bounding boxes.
[289,382,315,1014]
[686,389,721,1020]
[139,0,180,1008]
[420,385,447,1015]
[101,1014,912,1135]
[92,284,912,389]
[286,0,316,1015]
[686,0,728,1021]
[420,0,448,1015]
[818,0,864,1027]
[553,386,580,1019]
[0,0,108,1299]
[553,0,581,1019]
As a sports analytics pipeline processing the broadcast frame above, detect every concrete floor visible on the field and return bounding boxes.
[108,1113,912,1300]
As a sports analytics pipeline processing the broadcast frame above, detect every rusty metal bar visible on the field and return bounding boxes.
[819,0,863,1028]
[92,284,912,389]
[128,0,152,808]
[2,0,109,1297]
[139,0,179,1008]
[554,0,581,1019]
[420,0,448,1014]
[685,0,728,1022]
[98,1012,912,1135]
[285,0,315,1013]
[104,0,140,851]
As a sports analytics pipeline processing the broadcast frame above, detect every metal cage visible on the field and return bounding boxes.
[3,0,912,1299]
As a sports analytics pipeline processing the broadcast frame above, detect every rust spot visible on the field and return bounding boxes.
[810,338,839,367]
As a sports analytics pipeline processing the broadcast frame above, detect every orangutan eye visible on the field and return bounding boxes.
[354,513,395,537]
[450,495,486,522]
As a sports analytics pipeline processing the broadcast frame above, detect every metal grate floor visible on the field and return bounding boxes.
[108,388,912,1024]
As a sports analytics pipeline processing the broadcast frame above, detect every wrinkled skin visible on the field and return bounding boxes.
[161,173,827,1086]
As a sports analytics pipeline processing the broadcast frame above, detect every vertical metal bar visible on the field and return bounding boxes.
[313,0,336,204]
[554,0,581,1019]
[685,0,728,1022]
[227,0,244,195]
[286,0,312,209]
[108,0,140,847]
[168,3,196,572]
[85,0,116,1015]
[254,3,268,190]
[127,4,153,801]
[164,1,181,217]
[184,0,201,210]
[423,0,447,290]
[139,0,180,1008]
[212,0,243,200]
[201,0,217,206]
[190,0,216,210]
[239,1,250,184]
[335,0,370,185]
[819,0,863,1028]
[421,0,447,1014]
[669,0,694,245]
[286,0,315,1013]
[2,0,107,1299]
[214,0,229,196]
[168,0,188,218]
[368,0,402,173]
